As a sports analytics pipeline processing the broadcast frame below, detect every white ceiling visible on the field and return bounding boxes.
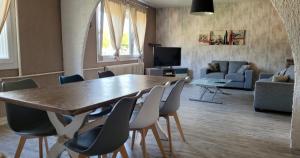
[139,0,193,8]
[139,0,251,8]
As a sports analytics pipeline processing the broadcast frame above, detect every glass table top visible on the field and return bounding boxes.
[190,78,231,87]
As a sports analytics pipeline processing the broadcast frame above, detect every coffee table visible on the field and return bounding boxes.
[189,78,231,104]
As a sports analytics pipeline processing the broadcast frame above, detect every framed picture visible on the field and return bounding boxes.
[199,30,246,46]
[229,30,246,45]
[198,31,210,45]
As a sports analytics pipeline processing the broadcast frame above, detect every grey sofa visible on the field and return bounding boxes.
[253,65,294,113]
[200,61,253,89]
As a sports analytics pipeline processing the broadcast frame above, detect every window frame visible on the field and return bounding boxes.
[0,0,19,70]
[96,2,139,63]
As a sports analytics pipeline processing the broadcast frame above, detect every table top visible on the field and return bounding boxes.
[190,78,231,87]
[0,75,179,116]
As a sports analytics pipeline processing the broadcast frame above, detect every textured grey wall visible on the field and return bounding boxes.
[156,0,292,79]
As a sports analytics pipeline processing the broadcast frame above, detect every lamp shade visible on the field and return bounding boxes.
[190,0,214,15]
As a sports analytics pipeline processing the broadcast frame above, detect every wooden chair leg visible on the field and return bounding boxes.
[166,116,173,153]
[140,129,149,146]
[44,137,49,154]
[15,136,26,158]
[140,129,147,158]
[131,130,136,149]
[120,145,129,158]
[112,150,119,158]
[173,112,186,142]
[38,137,43,158]
[151,124,167,158]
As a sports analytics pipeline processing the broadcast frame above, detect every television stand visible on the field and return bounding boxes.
[146,67,189,78]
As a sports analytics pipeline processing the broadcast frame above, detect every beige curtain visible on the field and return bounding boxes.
[0,0,11,33]
[130,7,147,60]
[104,0,126,60]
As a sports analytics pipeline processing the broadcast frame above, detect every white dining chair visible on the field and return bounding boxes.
[129,83,170,158]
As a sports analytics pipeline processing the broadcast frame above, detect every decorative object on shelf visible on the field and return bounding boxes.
[190,0,214,15]
[198,30,246,45]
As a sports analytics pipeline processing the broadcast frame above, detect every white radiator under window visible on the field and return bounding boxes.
[106,63,144,75]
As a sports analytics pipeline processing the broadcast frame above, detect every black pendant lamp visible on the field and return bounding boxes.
[190,0,214,15]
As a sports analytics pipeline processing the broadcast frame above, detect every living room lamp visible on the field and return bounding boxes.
[190,0,214,15]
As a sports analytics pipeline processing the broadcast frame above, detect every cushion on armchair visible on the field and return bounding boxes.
[272,75,289,82]
[285,65,294,82]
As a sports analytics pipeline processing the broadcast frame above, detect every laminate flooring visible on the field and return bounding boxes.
[0,85,298,158]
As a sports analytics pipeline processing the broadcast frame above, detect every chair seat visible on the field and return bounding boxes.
[65,126,103,153]
[15,120,57,137]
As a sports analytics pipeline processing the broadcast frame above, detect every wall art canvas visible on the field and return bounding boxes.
[199,30,246,46]
[198,31,210,45]
[230,30,246,45]
[210,30,229,45]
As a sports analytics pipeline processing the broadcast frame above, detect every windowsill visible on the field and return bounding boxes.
[97,56,140,64]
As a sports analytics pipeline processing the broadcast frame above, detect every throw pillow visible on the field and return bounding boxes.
[272,75,289,82]
[277,68,287,76]
[208,63,220,72]
[237,65,251,74]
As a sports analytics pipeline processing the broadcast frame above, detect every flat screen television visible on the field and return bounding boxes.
[154,47,181,67]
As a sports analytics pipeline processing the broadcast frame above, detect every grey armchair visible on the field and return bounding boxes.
[253,66,294,113]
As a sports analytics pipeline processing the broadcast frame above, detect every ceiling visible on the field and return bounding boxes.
[139,0,251,8]
[139,0,192,8]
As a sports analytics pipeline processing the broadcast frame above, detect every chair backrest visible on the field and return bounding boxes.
[129,85,166,129]
[160,79,185,114]
[83,95,139,155]
[2,79,50,132]
[59,74,84,84]
[98,71,115,79]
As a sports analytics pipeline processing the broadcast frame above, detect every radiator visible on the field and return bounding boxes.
[106,63,144,75]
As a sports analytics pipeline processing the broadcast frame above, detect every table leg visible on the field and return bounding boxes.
[47,111,91,158]
[190,86,223,104]
[189,86,209,102]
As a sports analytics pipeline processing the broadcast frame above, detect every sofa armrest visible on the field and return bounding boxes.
[244,70,253,89]
[254,81,294,112]
[259,73,273,79]
[200,68,209,78]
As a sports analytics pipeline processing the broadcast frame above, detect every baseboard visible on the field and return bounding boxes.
[0,117,7,126]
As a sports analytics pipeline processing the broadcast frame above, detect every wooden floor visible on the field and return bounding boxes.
[0,85,299,158]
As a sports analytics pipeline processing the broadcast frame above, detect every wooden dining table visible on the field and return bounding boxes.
[0,74,179,158]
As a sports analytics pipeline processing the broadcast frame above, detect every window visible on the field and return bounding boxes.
[96,2,138,62]
[0,0,18,69]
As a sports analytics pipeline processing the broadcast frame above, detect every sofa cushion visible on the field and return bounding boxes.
[208,63,220,72]
[228,61,248,73]
[237,65,251,74]
[225,73,245,82]
[212,61,229,73]
[285,65,294,82]
[206,72,225,79]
